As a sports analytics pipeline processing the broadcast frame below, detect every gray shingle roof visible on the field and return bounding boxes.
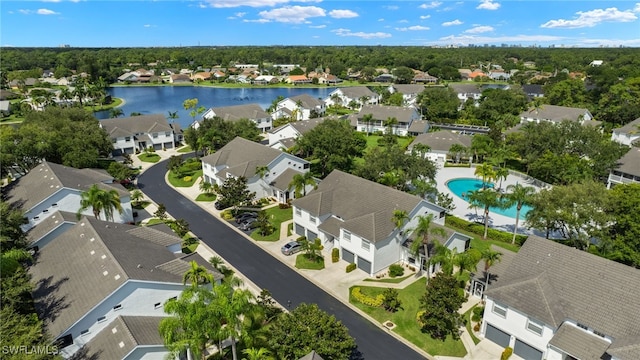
[616,147,640,177]
[391,84,426,94]
[519,104,590,123]
[210,103,269,121]
[606,336,640,360]
[409,130,472,152]
[407,119,429,134]
[471,245,517,286]
[355,104,418,124]
[290,94,324,108]
[333,86,377,99]
[449,83,481,95]
[100,114,172,137]
[292,170,435,242]
[299,350,325,360]
[5,161,128,212]
[82,316,165,360]
[26,210,77,245]
[613,117,640,134]
[485,235,640,344]
[270,168,303,191]
[548,323,611,360]
[201,137,282,178]
[30,217,220,338]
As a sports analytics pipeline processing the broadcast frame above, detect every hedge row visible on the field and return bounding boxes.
[332,248,339,263]
[352,287,384,307]
[346,263,356,273]
[445,216,527,245]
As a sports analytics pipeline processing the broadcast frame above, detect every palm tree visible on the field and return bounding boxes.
[480,248,502,292]
[330,93,342,107]
[467,189,502,239]
[411,143,431,158]
[494,166,509,191]
[362,113,374,135]
[131,189,144,206]
[243,347,273,360]
[199,181,214,195]
[168,110,179,121]
[410,178,436,200]
[448,144,467,164]
[182,261,213,288]
[428,242,458,276]
[288,171,315,197]
[474,163,496,189]
[77,184,123,221]
[410,213,447,281]
[391,209,409,233]
[255,166,269,181]
[384,116,398,135]
[213,284,255,360]
[505,183,536,244]
[109,108,124,118]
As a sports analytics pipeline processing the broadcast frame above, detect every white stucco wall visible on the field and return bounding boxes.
[611,131,639,146]
[268,125,299,145]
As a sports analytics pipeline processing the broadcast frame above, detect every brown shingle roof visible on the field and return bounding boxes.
[270,168,303,191]
[613,117,640,134]
[549,323,611,360]
[83,316,165,360]
[485,236,640,343]
[519,104,590,123]
[100,114,172,137]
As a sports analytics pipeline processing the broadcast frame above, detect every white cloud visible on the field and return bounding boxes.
[442,19,463,26]
[465,25,494,33]
[420,15,431,19]
[477,0,500,10]
[541,6,639,29]
[398,19,408,23]
[396,25,430,31]
[309,24,326,28]
[243,18,271,23]
[19,8,60,15]
[419,2,442,9]
[378,18,385,22]
[258,6,326,23]
[332,28,392,39]
[205,0,320,8]
[329,9,358,19]
[438,34,563,45]
[227,11,247,19]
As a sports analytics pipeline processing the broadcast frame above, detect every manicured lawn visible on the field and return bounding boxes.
[145,218,165,226]
[363,273,416,284]
[250,207,293,241]
[464,306,482,345]
[177,145,193,153]
[350,279,467,357]
[132,201,151,209]
[182,242,199,254]
[295,254,325,270]
[195,193,216,202]
[168,170,202,187]
[364,135,414,151]
[138,153,161,163]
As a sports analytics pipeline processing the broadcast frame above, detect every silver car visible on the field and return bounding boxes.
[281,241,302,255]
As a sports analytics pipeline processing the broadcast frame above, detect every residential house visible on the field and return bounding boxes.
[26,210,78,251]
[611,117,640,146]
[349,104,422,136]
[0,100,10,116]
[407,130,473,164]
[374,73,395,83]
[488,70,510,81]
[387,84,426,106]
[191,72,212,82]
[413,72,438,84]
[202,103,272,132]
[100,114,178,155]
[449,83,482,105]
[406,120,430,136]
[468,69,487,80]
[169,74,191,83]
[291,170,449,276]
[458,69,473,81]
[201,137,311,203]
[286,75,311,85]
[480,235,640,360]
[325,87,380,108]
[252,75,280,85]
[29,216,222,358]
[607,147,640,188]
[522,84,545,101]
[469,245,516,298]
[273,64,300,74]
[81,316,169,360]
[519,105,594,125]
[316,74,342,85]
[4,161,133,231]
[271,94,326,121]
[589,60,604,67]
[268,117,331,150]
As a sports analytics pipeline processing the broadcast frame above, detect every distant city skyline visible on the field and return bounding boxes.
[2,1,639,48]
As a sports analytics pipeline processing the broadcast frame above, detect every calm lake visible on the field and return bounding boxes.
[96,86,336,128]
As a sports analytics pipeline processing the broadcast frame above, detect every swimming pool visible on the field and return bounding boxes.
[446,178,532,219]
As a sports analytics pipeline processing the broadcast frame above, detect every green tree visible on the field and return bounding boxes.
[288,171,316,197]
[467,189,502,239]
[418,273,466,340]
[253,211,274,236]
[474,163,496,189]
[167,155,184,176]
[448,143,467,164]
[130,189,144,206]
[182,260,213,288]
[268,303,356,360]
[218,176,256,209]
[183,98,205,122]
[391,209,409,230]
[242,348,273,360]
[0,201,28,249]
[410,214,447,280]
[544,78,587,107]
[109,108,124,118]
[479,248,502,292]
[392,66,414,84]
[107,161,135,182]
[211,283,256,360]
[504,183,536,244]
[154,203,168,220]
[417,87,460,122]
[605,183,640,267]
[77,184,124,221]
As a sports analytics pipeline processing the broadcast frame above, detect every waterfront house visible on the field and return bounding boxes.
[202,104,272,132]
[268,117,331,150]
[100,114,178,155]
[349,104,422,136]
[271,94,326,121]
[324,87,380,108]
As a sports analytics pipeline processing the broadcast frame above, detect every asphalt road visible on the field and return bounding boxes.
[137,159,426,360]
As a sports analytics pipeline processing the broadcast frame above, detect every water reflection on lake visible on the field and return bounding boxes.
[96,86,336,128]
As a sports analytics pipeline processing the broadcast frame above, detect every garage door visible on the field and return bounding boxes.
[357,258,371,274]
[485,324,510,348]
[307,230,317,241]
[295,224,305,236]
[342,249,354,263]
[514,339,543,360]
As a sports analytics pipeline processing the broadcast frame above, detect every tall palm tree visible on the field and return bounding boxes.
[505,183,536,244]
[467,189,502,240]
[410,213,447,281]
[494,166,509,191]
[448,144,467,164]
[480,248,502,293]
[411,143,431,158]
[255,166,269,181]
[77,184,123,221]
[384,116,398,135]
[242,347,273,360]
[362,113,374,135]
[391,209,409,234]
[474,163,496,189]
[109,108,124,118]
[428,242,458,276]
[288,172,315,197]
[182,261,213,288]
[213,284,255,360]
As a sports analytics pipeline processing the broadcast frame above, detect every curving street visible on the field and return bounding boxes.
[137,158,426,360]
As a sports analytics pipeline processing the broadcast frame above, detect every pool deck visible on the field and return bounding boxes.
[436,165,543,236]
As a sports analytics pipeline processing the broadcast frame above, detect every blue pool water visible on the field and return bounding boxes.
[446,178,532,220]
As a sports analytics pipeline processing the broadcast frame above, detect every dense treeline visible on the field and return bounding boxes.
[2,46,639,83]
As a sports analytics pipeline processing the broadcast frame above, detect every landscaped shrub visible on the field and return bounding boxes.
[278,202,291,209]
[472,306,485,322]
[501,347,513,360]
[332,248,339,263]
[473,323,481,332]
[388,264,405,278]
[351,287,384,307]
[296,236,307,242]
[220,210,233,220]
[346,263,357,273]
[382,288,402,312]
[445,216,527,245]
[183,176,192,183]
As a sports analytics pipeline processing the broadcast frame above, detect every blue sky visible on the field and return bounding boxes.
[2,1,639,48]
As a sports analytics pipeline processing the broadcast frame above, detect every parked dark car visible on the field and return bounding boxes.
[281,241,302,256]
[214,201,229,210]
[235,212,258,224]
[239,218,258,231]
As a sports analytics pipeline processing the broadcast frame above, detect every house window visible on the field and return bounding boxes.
[97,316,107,323]
[113,304,122,311]
[492,303,507,318]
[526,319,544,336]
[125,137,131,142]
[153,133,158,138]
[112,138,117,143]
[303,163,310,169]
[52,203,58,207]
[80,329,90,336]
[55,334,73,349]
[154,302,162,309]
[165,131,170,137]
[295,208,301,217]
[361,239,370,251]
[309,215,316,224]
[343,231,351,242]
